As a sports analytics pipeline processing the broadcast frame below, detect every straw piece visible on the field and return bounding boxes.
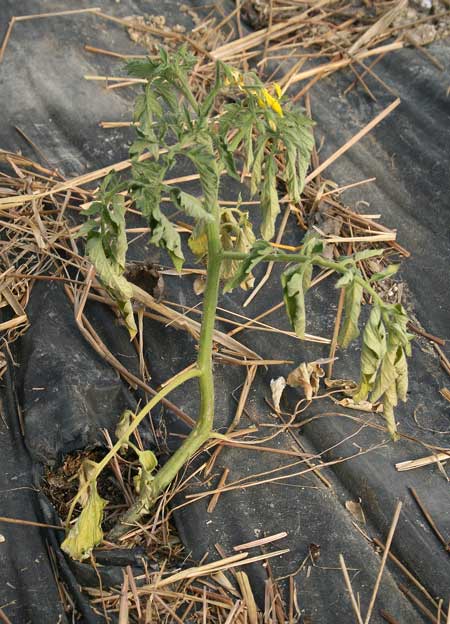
[233,531,288,552]
[290,42,403,85]
[305,98,401,185]
[364,502,402,624]
[236,571,258,624]
[349,0,407,55]
[396,452,450,472]
[339,554,364,624]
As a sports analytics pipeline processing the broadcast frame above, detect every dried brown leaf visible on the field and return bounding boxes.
[287,362,324,400]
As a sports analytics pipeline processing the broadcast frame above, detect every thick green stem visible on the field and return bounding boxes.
[109,204,223,538]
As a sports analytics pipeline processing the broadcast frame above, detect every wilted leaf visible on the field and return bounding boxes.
[281,262,312,339]
[169,188,214,222]
[147,207,184,272]
[335,271,354,289]
[270,377,286,413]
[370,264,400,282]
[224,240,272,293]
[260,157,280,241]
[354,306,386,403]
[186,142,219,209]
[352,249,385,263]
[338,278,363,348]
[132,166,185,273]
[61,466,107,561]
[87,236,137,340]
[382,382,400,441]
[133,449,158,495]
[188,221,209,258]
[337,397,383,412]
[324,378,357,391]
[250,137,268,196]
[115,409,134,452]
[287,362,324,401]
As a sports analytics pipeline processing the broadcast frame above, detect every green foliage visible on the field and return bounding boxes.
[77,47,413,538]
[81,174,137,339]
[338,277,363,348]
[224,239,272,292]
[218,70,314,241]
[114,409,158,495]
[280,236,323,338]
[355,304,412,439]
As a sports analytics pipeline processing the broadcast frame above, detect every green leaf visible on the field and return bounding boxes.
[76,220,98,238]
[370,345,397,403]
[244,120,254,172]
[370,264,400,282]
[260,156,280,241]
[301,235,324,256]
[86,236,137,339]
[284,139,300,203]
[354,305,387,402]
[335,271,354,289]
[353,249,385,263]
[133,181,185,273]
[137,449,157,473]
[224,240,272,293]
[281,262,313,338]
[250,137,267,196]
[185,143,220,209]
[215,135,239,180]
[395,348,408,402]
[383,382,400,441]
[169,188,214,221]
[151,210,184,272]
[61,465,107,561]
[338,279,363,348]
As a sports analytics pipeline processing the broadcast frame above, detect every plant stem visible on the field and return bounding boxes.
[109,203,223,538]
[222,250,385,306]
[65,366,201,528]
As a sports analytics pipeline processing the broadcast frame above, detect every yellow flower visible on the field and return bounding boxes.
[256,86,284,117]
[274,82,282,99]
[270,99,283,117]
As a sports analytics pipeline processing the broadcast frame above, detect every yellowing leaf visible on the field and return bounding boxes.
[134,449,158,495]
[188,222,208,258]
[62,481,107,561]
[115,409,134,452]
[138,449,157,472]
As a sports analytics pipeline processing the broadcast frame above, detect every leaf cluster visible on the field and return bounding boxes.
[80,173,137,339]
